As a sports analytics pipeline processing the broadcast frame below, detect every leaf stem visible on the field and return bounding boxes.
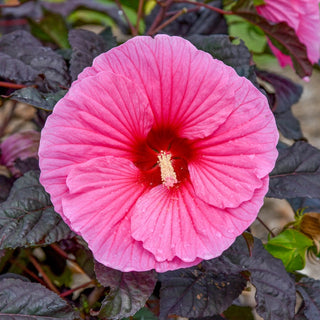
[0,81,27,89]
[60,280,96,298]
[150,7,188,35]
[135,0,145,33]
[114,0,137,36]
[257,216,275,237]
[28,254,60,295]
[147,0,173,35]
[9,259,46,286]
[50,243,76,262]
[173,0,232,15]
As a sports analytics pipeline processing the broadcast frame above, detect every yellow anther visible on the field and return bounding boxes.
[157,151,178,188]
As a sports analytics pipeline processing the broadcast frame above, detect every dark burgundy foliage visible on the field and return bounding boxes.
[0,0,319,319]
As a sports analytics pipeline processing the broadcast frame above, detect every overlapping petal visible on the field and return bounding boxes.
[79,35,239,139]
[62,156,200,271]
[39,71,153,214]
[131,178,269,263]
[257,0,320,67]
[188,78,278,208]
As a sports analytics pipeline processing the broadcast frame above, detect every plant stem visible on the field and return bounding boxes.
[10,259,46,286]
[50,243,76,262]
[257,216,275,237]
[114,0,137,36]
[174,0,232,15]
[0,81,27,89]
[28,254,60,295]
[60,280,96,298]
[150,7,188,35]
[147,0,173,35]
[135,0,145,33]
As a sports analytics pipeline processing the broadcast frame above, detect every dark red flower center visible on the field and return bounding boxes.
[133,127,195,188]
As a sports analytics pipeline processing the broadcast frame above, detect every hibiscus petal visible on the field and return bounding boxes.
[79,34,238,139]
[131,178,268,263]
[62,156,200,272]
[39,71,153,214]
[189,78,278,208]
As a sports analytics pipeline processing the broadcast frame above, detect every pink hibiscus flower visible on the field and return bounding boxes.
[256,0,320,68]
[39,35,278,272]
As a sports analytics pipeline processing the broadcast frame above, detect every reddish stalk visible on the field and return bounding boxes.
[50,243,76,262]
[165,6,199,16]
[174,0,232,15]
[60,280,96,298]
[257,216,275,237]
[0,81,27,89]
[10,259,46,286]
[28,254,60,295]
[150,7,188,35]
[0,18,28,26]
[135,0,145,33]
[147,0,173,35]
[114,0,137,36]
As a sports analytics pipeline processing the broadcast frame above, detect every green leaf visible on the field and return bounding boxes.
[67,9,114,27]
[253,0,265,5]
[29,11,70,49]
[265,229,313,272]
[0,276,77,319]
[225,15,267,53]
[0,171,74,249]
[94,261,157,319]
[223,305,254,320]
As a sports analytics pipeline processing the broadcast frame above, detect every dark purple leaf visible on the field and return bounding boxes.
[0,30,70,92]
[146,1,227,36]
[188,34,258,86]
[9,87,67,111]
[206,236,295,320]
[232,2,312,77]
[0,175,13,203]
[14,157,40,175]
[268,142,320,198]
[257,70,303,139]
[288,197,320,214]
[296,277,320,320]
[94,261,157,319]
[0,276,77,319]
[69,28,116,81]
[229,237,296,320]
[159,263,246,319]
[0,170,74,249]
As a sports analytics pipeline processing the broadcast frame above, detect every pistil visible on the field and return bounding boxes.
[157,151,178,188]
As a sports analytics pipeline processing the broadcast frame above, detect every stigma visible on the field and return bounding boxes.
[157,151,178,188]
